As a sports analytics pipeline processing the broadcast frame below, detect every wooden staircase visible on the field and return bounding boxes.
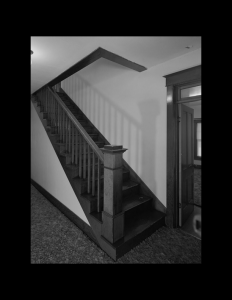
[32,86,166,260]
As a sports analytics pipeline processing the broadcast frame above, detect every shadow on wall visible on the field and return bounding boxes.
[62,73,162,209]
[138,99,160,197]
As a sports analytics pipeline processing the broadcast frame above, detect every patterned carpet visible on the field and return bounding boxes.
[31,184,201,264]
[194,168,201,206]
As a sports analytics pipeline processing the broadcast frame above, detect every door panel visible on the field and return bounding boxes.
[179,104,194,226]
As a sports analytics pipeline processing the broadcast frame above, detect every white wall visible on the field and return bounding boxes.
[61,49,201,208]
[31,101,89,225]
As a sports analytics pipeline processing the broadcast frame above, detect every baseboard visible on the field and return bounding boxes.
[31,178,98,244]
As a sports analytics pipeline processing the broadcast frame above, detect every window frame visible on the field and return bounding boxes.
[194,118,201,160]
[177,82,201,103]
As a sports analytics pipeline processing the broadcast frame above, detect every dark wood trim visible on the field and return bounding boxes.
[164,65,201,87]
[166,85,179,228]
[177,95,201,104]
[99,47,147,72]
[32,47,147,95]
[31,178,97,244]
[194,119,201,161]
[165,65,201,228]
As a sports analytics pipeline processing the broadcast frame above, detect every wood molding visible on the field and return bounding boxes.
[31,178,97,244]
[164,65,201,87]
[99,47,147,72]
[32,47,147,95]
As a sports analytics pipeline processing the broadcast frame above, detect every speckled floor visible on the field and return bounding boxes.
[31,184,201,264]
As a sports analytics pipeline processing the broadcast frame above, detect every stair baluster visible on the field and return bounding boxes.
[45,88,48,113]
[83,139,86,179]
[75,128,78,166]
[92,152,95,196]
[58,104,60,138]
[69,118,71,153]
[79,134,82,177]
[97,158,102,212]
[51,95,53,127]
[65,113,68,152]
[87,144,91,193]
[55,97,57,131]
[62,109,65,143]
[72,122,74,164]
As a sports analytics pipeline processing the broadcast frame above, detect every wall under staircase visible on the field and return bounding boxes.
[31,99,89,225]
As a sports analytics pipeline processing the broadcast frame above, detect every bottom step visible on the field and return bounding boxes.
[100,209,166,260]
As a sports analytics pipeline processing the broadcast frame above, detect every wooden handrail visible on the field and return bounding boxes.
[47,86,104,162]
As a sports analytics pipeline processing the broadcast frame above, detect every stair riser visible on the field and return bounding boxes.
[124,200,152,226]
[60,155,72,165]
[122,185,139,197]
[123,172,130,182]
[116,217,166,260]
[42,112,48,119]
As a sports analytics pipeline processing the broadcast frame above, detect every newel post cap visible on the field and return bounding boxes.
[101,145,127,154]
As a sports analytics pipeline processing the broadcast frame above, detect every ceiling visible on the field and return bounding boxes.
[31,36,201,94]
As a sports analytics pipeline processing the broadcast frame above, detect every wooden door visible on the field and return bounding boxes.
[179,104,194,226]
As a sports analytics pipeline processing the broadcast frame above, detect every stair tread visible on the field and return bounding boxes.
[122,194,151,212]
[122,181,139,190]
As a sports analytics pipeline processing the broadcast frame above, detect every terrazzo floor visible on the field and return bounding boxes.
[31,184,201,264]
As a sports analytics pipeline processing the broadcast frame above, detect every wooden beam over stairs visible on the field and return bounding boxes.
[32,47,147,96]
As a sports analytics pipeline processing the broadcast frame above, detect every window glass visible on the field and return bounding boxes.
[181,85,201,98]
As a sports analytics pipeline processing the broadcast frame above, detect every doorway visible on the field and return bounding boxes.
[178,99,201,239]
[164,65,201,230]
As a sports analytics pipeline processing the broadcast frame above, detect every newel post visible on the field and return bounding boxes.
[101,145,127,243]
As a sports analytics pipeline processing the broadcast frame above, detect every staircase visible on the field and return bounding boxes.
[32,86,166,260]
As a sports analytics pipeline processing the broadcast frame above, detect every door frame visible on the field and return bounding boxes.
[164,65,201,228]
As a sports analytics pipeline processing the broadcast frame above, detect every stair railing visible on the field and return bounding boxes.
[37,86,104,212]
